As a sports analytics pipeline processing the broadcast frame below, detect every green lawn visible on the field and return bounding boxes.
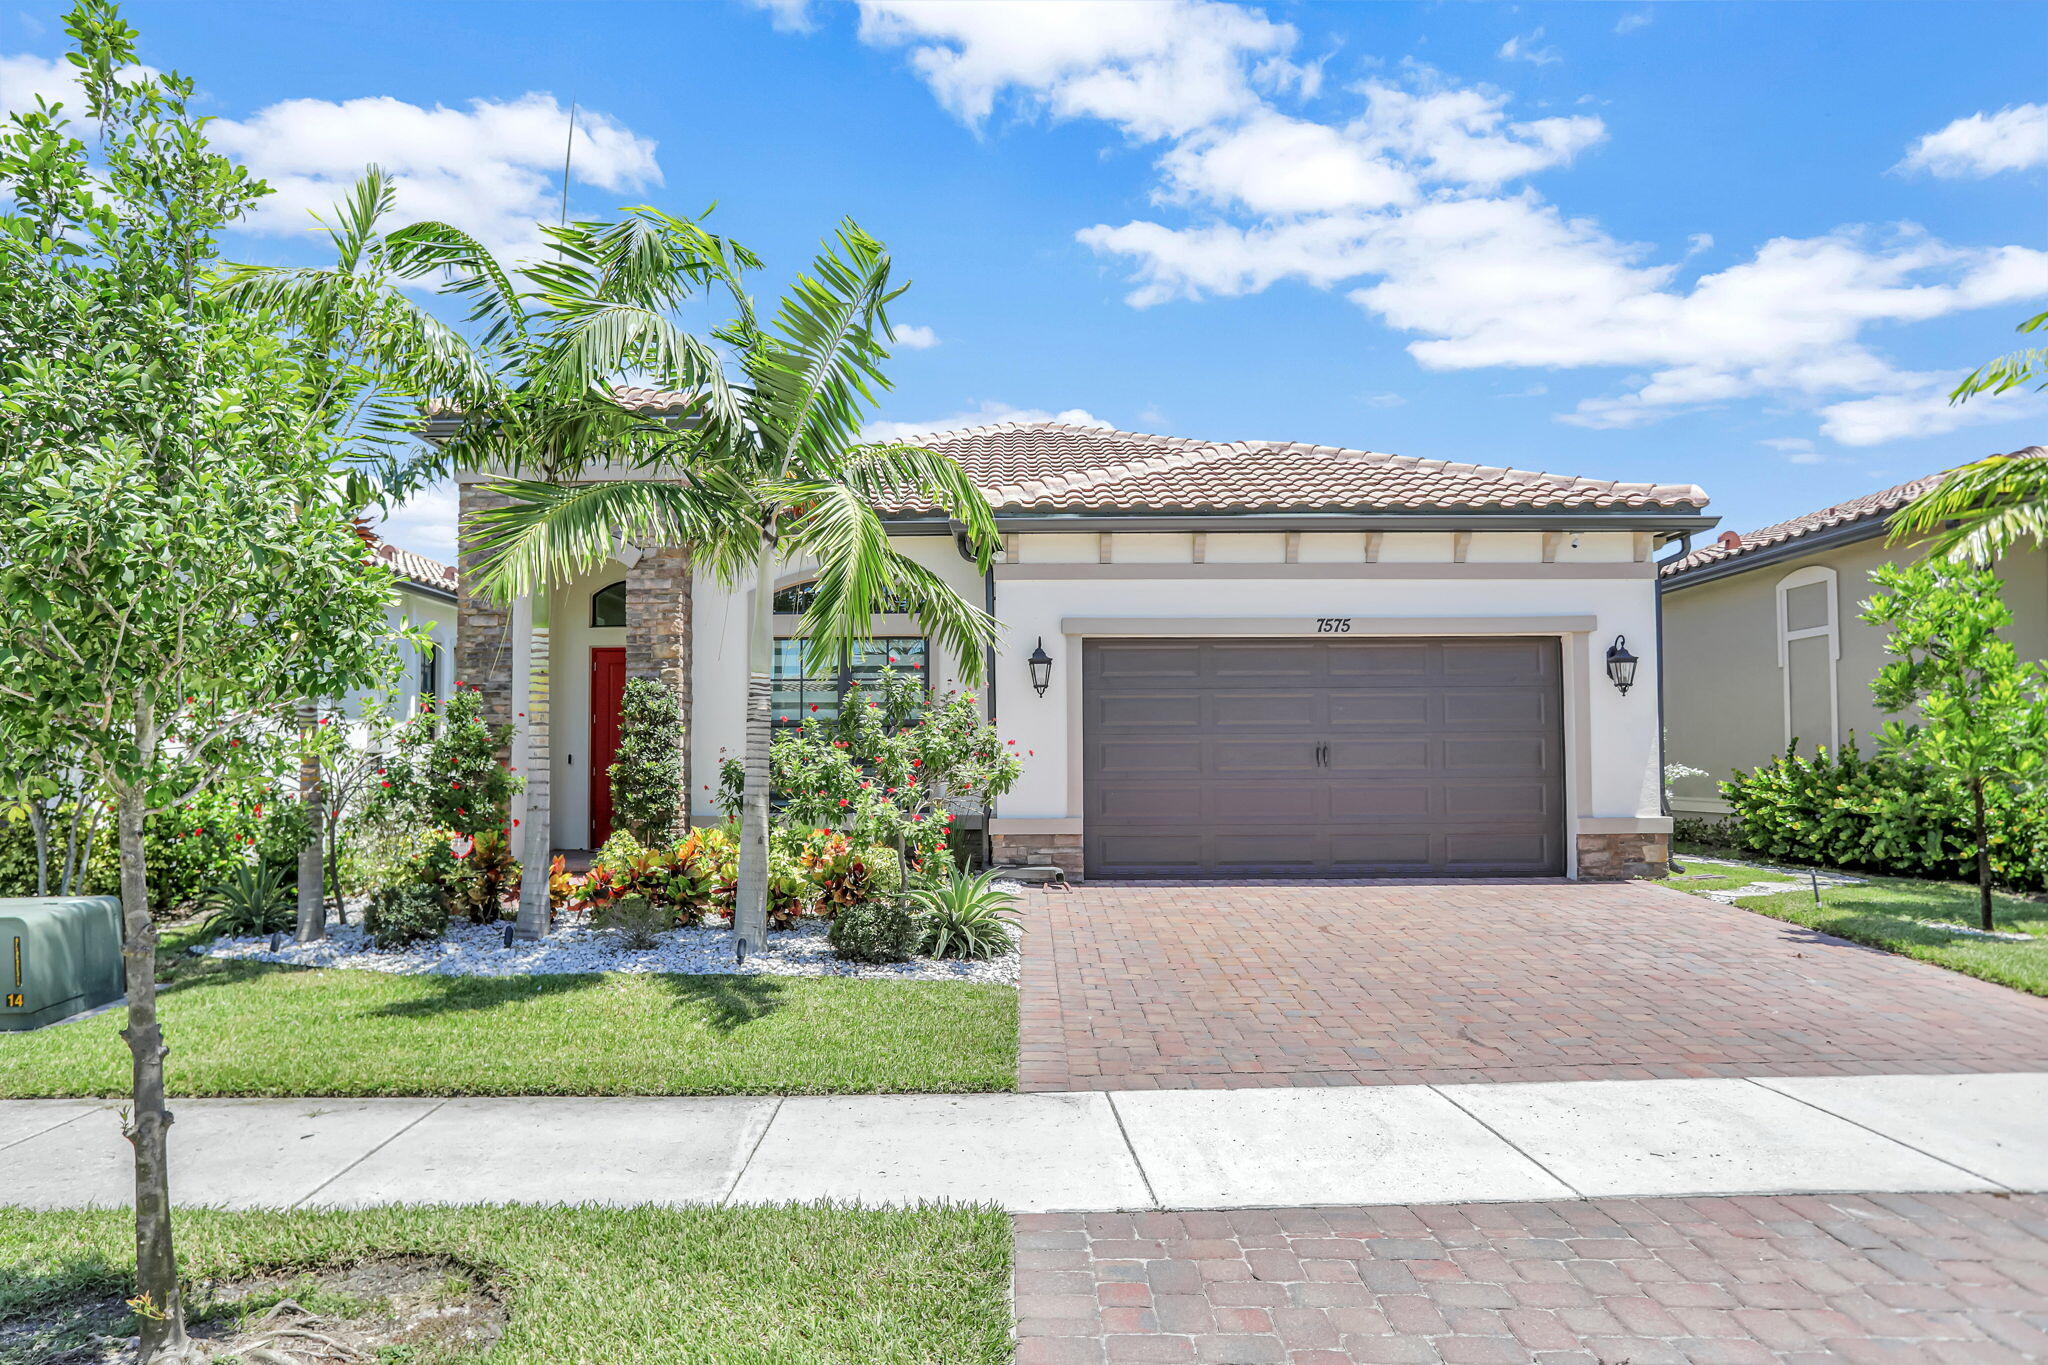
[0,943,1017,1097]
[1669,847,2048,996]
[1,1203,1012,1364]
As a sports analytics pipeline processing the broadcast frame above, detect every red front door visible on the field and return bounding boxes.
[589,647,627,847]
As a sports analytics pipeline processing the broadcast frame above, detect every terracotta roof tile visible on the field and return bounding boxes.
[872,420,1707,514]
[1652,452,2046,579]
[367,536,458,594]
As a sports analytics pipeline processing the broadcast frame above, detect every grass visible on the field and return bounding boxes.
[1670,845,2048,996]
[0,934,1017,1098]
[0,1203,1013,1364]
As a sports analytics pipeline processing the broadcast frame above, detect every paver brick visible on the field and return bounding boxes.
[1018,1194,2048,1364]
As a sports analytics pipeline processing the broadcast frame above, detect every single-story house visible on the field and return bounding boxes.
[455,404,1716,881]
[1659,453,2048,820]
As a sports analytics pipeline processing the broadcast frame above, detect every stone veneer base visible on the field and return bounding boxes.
[1576,831,1671,880]
[992,832,1084,882]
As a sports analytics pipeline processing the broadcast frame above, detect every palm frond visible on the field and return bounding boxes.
[755,220,901,472]
[1951,311,2048,404]
[387,220,529,349]
[840,441,1000,563]
[466,476,755,602]
[1888,447,2048,565]
[321,166,399,273]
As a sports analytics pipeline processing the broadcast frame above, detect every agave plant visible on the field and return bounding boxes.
[198,861,296,938]
[907,867,1022,960]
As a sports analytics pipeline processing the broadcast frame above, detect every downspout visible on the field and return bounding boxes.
[957,530,998,869]
[1653,533,1693,860]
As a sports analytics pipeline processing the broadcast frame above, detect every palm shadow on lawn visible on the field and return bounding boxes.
[358,966,789,1034]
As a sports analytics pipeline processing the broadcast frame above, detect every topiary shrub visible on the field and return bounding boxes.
[609,679,687,844]
[826,899,927,964]
[370,686,523,840]
[364,883,448,950]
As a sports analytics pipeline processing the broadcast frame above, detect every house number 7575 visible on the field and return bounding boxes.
[1315,618,1353,633]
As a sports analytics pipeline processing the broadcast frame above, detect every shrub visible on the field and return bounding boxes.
[1722,737,2046,890]
[196,861,295,937]
[609,678,687,844]
[0,803,118,897]
[827,899,927,964]
[402,827,520,924]
[363,883,448,950]
[909,867,1021,960]
[1670,816,1740,851]
[592,893,668,950]
[370,686,523,840]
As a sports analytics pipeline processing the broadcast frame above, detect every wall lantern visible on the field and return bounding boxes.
[1027,638,1054,696]
[1605,635,1639,695]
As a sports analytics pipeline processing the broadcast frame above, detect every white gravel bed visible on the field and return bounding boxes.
[199,917,1019,985]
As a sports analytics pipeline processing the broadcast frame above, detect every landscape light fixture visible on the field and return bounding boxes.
[1027,638,1054,696]
[1605,635,1639,694]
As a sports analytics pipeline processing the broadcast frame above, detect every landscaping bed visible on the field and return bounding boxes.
[0,943,1018,1097]
[1669,846,2048,996]
[0,1203,1011,1364]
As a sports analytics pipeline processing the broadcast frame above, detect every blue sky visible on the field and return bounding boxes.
[5,0,2044,559]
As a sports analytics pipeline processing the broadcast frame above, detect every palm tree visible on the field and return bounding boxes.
[222,175,749,937]
[468,220,1000,948]
[1889,311,2048,564]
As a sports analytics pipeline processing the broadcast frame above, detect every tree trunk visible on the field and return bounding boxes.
[732,531,777,950]
[296,708,324,943]
[1972,777,1993,932]
[27,802,48,897]
[515,589,554,940]
[115,781,196,1363]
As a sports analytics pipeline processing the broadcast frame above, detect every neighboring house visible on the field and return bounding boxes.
[1659,457,2048,820]
[454,404,1715,881]
[361,537,458,720]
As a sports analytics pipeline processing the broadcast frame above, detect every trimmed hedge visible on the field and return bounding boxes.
[1721,737,2046,890]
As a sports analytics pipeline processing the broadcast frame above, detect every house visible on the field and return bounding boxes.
[363,537,458,719]
[1659,455,2048,821]
[454,406,1715,881]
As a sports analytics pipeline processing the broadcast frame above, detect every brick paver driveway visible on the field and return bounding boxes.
[1014,1192,2048,1364]
[1017,881,2048,1091]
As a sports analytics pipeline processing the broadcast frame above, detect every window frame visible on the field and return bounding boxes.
[417,637,440,707]
[1775,564,1840,750]
[590,580,628,628]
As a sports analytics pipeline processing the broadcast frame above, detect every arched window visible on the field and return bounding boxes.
[772,579,913,615]
[1776,565,1839,750]
[591,581,627,628]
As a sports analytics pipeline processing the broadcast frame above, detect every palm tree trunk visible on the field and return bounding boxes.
[1973,777,1993,932]
[732,530,778,949]
[295,706,324,943]
[115,771,197,1363]
[515,588,554,940]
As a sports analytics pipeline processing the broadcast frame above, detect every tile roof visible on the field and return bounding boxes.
[876,421,1709,514]
[367,536,459,595]
[1654,458,2009,579]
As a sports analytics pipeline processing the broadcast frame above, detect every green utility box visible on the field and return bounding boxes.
[0,896,124,1030]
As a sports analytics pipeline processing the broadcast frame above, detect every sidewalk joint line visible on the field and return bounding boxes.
[723,1096,783,1206]
[1742,1076,2015,1192]
[0,1100,109,1152]
[1427,1085,1585,1198]
[290,1099,446,1210]
[1103,1092,1161,1210]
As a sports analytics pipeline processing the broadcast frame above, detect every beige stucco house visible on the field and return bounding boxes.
[1660,458,2048,820]
[455,403,1717,881]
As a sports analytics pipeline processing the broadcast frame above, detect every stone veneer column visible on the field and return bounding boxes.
[625,543,693,813]
[991,832,1085,881]
[1576,832,1671,880]
[454,482,517,730]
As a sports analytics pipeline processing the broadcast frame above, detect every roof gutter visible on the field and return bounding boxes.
[1660,515,1891,592]
[888,509,1718,537]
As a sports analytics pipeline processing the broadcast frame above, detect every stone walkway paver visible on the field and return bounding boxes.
[1018,882,2048,1091]
[1015,1192,2048,1364]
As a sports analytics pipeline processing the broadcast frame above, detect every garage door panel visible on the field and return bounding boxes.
[1210,691,1320,728]
[1084,637,1564,878]
[1327,690,1433,726]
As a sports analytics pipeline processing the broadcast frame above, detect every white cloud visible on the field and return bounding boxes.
[1614,12,1653,35]
[746,0,817,34]
[1350,80,1603,188]
[892,323,941,349]
[1498,29,1560,66]
[1761,437,1825,465]
[1897,103,2048,179]
[370,478,459,563]
[1817,383,2045,447]
[209,93,661,258]
[864,400,1112,441]
[1362,391,1406,407]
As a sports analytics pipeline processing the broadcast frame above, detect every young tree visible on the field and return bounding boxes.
[0,5,395,1357]
[471,222,1000,950]
[1862,561,2048,930]
[611,676,688,844]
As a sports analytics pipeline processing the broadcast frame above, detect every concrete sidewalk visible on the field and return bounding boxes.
[11,1072,2046,1214]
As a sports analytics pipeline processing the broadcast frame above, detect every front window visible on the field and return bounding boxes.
[591,580,627,627]
[417,639,440,704]
[771,579,914,614]
[772,636,927,726]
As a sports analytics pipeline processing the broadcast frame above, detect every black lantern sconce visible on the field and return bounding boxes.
[1605,635,1639,695]
[1027,638,1054,696]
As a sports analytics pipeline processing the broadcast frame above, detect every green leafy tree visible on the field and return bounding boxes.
[610,676,688,843]
[0,6,394,1357]
[473,222,1000,948]
[1889,312,2048,565]
[1862,562,2048,929]
[370,686,523,839]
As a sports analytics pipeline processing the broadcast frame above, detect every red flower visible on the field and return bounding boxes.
[910,759,921,767]
[380,781,391,788]
[513,819,521,827]
[1006,740,1015,746]
[810,703,819,712]
[838,798,850,807]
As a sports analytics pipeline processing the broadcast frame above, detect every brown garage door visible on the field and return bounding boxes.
[1082,637,1565,878]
